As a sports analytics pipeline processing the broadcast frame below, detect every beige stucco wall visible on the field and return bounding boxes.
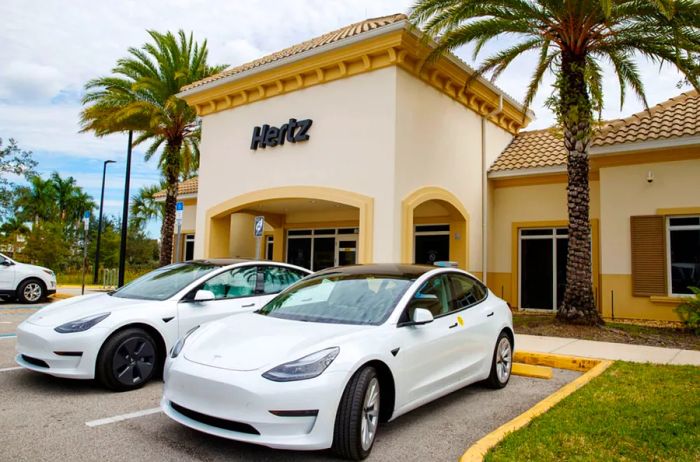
[490,180,601,273]
[394,68,513,272]
[194,66,399,261]
[599,158,700,274]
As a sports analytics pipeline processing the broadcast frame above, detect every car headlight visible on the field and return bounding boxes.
[262,347,340,382]
[54,313,110,333]
[42,269,55,277]
[170,326,200,358]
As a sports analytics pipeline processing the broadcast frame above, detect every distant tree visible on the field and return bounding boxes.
[0,216,30,255]
[411,0,700,325]
[22,221,71,271]
[0,138,36,221]
[80,30,226,266]
[15,176,57,224]
[130,183,165,230]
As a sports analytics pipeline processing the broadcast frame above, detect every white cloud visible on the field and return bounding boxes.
[0,61,65,103]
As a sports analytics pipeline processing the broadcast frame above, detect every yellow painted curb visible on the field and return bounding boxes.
[460,352,614,462]
[51,293,75,300]
[514,351,600,372]
[56,284,103,289]
[512,363,553,380]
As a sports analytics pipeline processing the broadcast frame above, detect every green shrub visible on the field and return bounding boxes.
[676,286,700,335]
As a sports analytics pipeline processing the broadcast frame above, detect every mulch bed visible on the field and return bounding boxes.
[513,313,700,351]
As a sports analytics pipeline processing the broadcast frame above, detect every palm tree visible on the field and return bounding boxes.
[410,0,700,325]
[50,172,78,221]
[130,183,165,230]
[15,176,57,224]
[80,30,226,266]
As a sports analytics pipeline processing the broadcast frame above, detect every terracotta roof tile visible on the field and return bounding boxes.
[153,177,198,199]
[181,14,408,93]
[491,90,700,173]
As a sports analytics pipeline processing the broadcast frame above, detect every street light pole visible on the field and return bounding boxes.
[118,130,133,287]
[93,159,115,284]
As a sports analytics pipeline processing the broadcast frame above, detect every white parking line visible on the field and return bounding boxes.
[0,366,22,372]
[85,407,162,427]
[0,321,12,324]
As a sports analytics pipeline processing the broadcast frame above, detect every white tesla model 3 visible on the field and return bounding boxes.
[162,264,514,460]
[15,259,310,391]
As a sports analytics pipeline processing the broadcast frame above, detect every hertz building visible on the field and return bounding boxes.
[159,14,700,322]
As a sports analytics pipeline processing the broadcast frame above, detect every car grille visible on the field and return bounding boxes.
[21,355,49,368]
[170,401,260,435]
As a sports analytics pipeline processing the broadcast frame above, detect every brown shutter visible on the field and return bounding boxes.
[630,215,667,296]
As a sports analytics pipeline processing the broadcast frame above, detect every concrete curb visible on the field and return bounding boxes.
[460,351,614,462]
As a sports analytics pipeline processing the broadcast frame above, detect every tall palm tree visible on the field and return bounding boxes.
[50,172,78,221]
[130,183,165,230]
[80,30,226,266]
[15,176,57,224]
[410,0,700,325]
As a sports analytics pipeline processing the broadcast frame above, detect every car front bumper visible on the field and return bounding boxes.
[162,357,348,450]
[15,321,107,379]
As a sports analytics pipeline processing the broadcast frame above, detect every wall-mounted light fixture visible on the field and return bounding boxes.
[646,171,655,183]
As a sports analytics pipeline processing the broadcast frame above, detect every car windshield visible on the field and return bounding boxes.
[257,273,414,325]
[112,262,219,301]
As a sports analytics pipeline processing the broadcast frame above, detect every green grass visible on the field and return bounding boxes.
[485,362,700,462]
[56,268,152,286]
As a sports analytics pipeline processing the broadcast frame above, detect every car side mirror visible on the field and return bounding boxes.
[399,308,434,327]
[193,289,215,302]
[1,260,13,266]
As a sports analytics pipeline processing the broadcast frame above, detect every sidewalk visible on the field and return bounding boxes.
[516,333,700,366]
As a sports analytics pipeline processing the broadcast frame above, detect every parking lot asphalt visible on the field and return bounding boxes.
[0,307,581,462]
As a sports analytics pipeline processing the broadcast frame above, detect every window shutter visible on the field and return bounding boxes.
[630,215,667,296]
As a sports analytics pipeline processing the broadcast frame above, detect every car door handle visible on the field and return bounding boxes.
[242,303,256,308]
[448,322,458,329]
[486,312,494,317]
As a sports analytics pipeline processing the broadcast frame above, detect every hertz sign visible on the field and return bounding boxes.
[250,118,313,150]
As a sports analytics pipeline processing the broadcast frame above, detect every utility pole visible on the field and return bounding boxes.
[81,211,90,295]
[117,131,133,287]
[93,159,115,284]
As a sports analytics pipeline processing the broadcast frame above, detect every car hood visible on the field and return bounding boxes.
[26,293,154,327]
[14,261,52,275]
[184,313,367,372]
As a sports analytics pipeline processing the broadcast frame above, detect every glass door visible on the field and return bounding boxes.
[519,228,568,310]
[337,238,357,266]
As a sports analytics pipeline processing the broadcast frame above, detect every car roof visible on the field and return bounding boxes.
[186,258,252,266]
[313,263,437,279]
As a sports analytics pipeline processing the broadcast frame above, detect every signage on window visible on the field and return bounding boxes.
[250,118,312,150]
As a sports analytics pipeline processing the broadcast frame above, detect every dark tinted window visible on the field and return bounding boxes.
[200,266,258,299]
[405,275,450,318]
[448,274,487,310]
[260,266,306,294]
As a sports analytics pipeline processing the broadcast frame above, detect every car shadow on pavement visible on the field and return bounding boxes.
[7,369,110,396]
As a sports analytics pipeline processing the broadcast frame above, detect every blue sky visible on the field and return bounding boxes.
[0,0,691,237]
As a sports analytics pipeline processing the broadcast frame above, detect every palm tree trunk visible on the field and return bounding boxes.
[556,52,602,325]
[159,143,181,266]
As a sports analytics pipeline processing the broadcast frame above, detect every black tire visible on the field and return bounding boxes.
[17,278,46,304]
[485,331,513,389]
[96,328,158,391]
[332,366,380,460]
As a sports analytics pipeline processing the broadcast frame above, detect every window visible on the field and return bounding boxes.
[184,234,195,261]
[200,266,258,300]
[258,274,413,325]
[113,262,219,301]
[259,266,305,294]
[414,224,450,265]
[405,275,450,318]
[668,216,700,295]
[448,274,487,310]
[265,236,274,260]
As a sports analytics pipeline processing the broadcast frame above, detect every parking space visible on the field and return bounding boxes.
[0,308,580,461]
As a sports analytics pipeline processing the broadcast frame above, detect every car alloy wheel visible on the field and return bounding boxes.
[23,282,43,302]
[495,336,512,383]
[360,377,380,451]
[112,336,156,387]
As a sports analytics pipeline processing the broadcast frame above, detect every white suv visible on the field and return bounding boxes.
[0,253,56,303]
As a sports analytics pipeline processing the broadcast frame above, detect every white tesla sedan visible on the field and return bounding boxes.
[15,259,310,391]
[162,264,513,460]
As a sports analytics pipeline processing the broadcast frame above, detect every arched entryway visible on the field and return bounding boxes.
[401,187,469,269]
[204,186,374,270]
